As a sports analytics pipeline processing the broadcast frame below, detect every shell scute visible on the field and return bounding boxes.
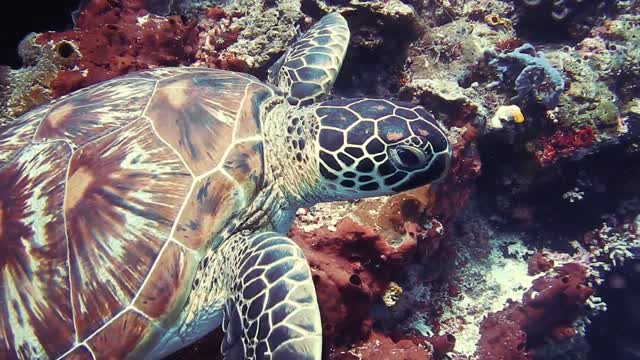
[234,82,273,139]
[65,117,192,339]
[173,170,244,250]
[34,77,156,148]
[0,141,74,359]
[132,67,215,81]
[85,309,160,359]
[144,72,254,176]
[223,140,265,202]
[0,106,48,165]
[134,241,199,322]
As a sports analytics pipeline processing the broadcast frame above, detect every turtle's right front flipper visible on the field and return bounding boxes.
[222,232,322,360]
[268,13,350,106]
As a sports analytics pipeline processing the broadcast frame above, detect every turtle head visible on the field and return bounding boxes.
[264,13,449,206]
[310,98,451,200]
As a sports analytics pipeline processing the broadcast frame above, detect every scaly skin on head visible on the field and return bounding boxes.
[262,98,326,208]
[262,96,452,210]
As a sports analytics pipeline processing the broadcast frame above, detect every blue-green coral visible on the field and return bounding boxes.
[489,43,565,109]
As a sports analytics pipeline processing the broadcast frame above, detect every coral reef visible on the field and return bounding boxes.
[189,6,248,70]
[307,0,420,98]
[440,125,483,209]
[330,331,434,360]
[532,126,596,166]
[131,1,640,357]
[206,0,303,71]
[2,0,639,359]
[0,34,64,122]
[288,217,421,353]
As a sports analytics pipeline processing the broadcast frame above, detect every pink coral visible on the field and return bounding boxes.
[34,0,194,97]
[288,217,456,359]
[289,218,417,350]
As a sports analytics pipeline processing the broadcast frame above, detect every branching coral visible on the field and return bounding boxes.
[578,218,640,271]
[489,43,565,109]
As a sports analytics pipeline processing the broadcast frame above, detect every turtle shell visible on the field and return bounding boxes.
[0,67,276,359]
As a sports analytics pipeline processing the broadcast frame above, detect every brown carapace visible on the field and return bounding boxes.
[0,68,274,359]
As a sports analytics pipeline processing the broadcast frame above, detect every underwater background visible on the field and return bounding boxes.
[0,0,639,359]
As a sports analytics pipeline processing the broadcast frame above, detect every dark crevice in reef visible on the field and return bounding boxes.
[333,35,410,99]
[476,133,640,240]
[513,0,617,43]
[301,0,418,99]
[588,259,640,360]
[514,1,577,43]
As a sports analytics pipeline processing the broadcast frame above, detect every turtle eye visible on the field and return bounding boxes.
[389,145,430,170]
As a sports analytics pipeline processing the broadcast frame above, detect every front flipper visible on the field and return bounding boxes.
[268,13,350,106]
[222,232,322,360]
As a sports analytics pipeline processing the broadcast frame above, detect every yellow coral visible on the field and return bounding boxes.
[512,107,525,123]
[488,105,525,129]
[485,14,511,28]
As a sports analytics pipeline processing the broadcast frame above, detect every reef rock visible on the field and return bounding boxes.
[329,331,434,359]
[476,262,593,359]
[216,0,303,72]
[289,217,417,350]
[0,34,64,122]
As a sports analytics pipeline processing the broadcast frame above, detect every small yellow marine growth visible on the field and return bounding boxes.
[546,107,560,124]
[488,105,525,129]
[485,14,511,28]
[382,281,404,307]
[512,108,525,123]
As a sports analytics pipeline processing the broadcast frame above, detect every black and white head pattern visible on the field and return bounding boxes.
[313,98,451,197]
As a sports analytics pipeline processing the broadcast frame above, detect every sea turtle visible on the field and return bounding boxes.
[0,13,451,360]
